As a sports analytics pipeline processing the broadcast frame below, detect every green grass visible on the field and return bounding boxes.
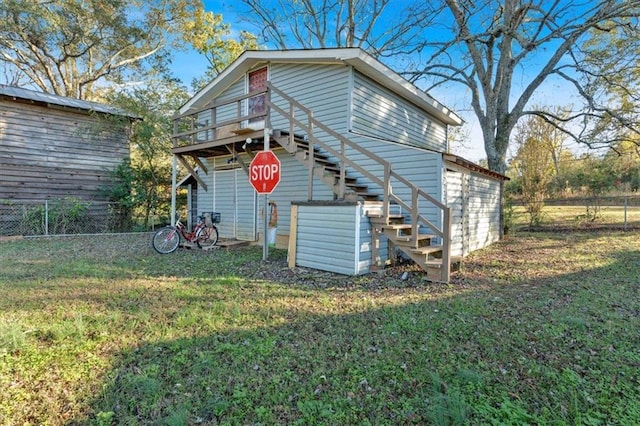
[512,204,640,229]
[1,232,639,424]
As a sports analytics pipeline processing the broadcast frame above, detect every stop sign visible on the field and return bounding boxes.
[249,150,281,194]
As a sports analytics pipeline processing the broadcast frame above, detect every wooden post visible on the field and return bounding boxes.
[171,155,177,226]
[307,112,314,201]
[411,187,418,248]
[289,103,295,149]
[442,207,452,283]
[288,204,299,268]
[339,140,346,199]
[383,165,391,223]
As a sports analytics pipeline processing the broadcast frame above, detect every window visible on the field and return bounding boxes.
[248,67,267,122]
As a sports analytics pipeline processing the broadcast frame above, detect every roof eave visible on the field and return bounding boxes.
[444,153,509,181]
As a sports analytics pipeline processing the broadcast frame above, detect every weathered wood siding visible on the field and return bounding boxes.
[351,71,448,152]
[0,98,129,201]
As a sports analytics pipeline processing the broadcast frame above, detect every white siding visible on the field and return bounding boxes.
[445,166,502,256]
[351,71,448,152]
[294,204,364,275]
[335,137,444,233]
[198,150,334,242]
[467,174,502,252]
[235,172,257,240]
[212,169,238,239]
[446,170,465,257]
[196,158,257,240]
[196,160,214,215]
[213,79,245,123]
[269,63,351,139]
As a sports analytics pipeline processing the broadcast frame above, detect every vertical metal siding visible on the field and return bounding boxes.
[351,71,447,152]
[213,168,238,238]
[235,168,257,240]
[446,170,465,257]
[467,175,501,252]
[196,159,214,215]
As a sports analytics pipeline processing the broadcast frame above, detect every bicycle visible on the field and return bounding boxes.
[152,212,219,254]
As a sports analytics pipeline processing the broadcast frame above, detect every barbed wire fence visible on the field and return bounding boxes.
[0,198,155,237]
[510,195,640,230]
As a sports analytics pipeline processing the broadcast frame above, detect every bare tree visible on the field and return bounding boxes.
[566,21,640,152]
[238,0,393,49]
[383,0,640,173]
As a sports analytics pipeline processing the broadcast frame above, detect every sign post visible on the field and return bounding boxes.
[249,131,281,259]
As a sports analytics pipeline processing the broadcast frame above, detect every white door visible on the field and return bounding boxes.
[214,168,256,240]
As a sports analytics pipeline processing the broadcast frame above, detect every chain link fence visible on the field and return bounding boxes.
[0,198,142,237]
[511,195,640,230]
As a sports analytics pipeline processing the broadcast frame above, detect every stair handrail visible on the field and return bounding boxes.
[267,83,451,281]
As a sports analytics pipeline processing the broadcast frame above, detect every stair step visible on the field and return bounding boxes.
[382,224,417,232]
[409,245,443,255]
[357,193,380,200]
[393,234,436,244]
[346,183,368,190]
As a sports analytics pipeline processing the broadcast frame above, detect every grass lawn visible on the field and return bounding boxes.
[1,231,639,425]
[512,204,640,230]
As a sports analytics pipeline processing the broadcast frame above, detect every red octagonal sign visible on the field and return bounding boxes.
[249,150,281,194]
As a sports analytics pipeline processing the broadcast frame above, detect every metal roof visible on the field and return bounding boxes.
[0,84,137,118]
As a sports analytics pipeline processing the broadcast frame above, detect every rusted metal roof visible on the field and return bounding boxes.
[0,84,137,118]
[444,153,510,181]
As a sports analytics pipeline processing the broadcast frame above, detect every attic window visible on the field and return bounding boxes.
[248,67,267,122]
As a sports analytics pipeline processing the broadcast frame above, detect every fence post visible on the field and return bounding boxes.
[45,200,49,236]
[624,197,628,231]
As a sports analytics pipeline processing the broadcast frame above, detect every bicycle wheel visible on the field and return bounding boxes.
[199,226,218,246]
[152,227,180,254]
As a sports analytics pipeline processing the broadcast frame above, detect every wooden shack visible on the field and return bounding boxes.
[0,85,135,235]
[0,85,134,201]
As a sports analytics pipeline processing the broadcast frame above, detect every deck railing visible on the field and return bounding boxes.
[172,89,268,148]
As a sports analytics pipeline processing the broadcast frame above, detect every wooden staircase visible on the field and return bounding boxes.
[274,132,380,202]
[267,83,455,282]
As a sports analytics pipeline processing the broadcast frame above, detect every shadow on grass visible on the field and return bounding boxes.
[71,246,640,425]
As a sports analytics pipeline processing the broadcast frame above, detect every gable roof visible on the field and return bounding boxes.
[180,48,463,126]
[0,84,137,119]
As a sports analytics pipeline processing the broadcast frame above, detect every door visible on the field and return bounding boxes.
[214,167,257,240]
[247,67,267,127]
